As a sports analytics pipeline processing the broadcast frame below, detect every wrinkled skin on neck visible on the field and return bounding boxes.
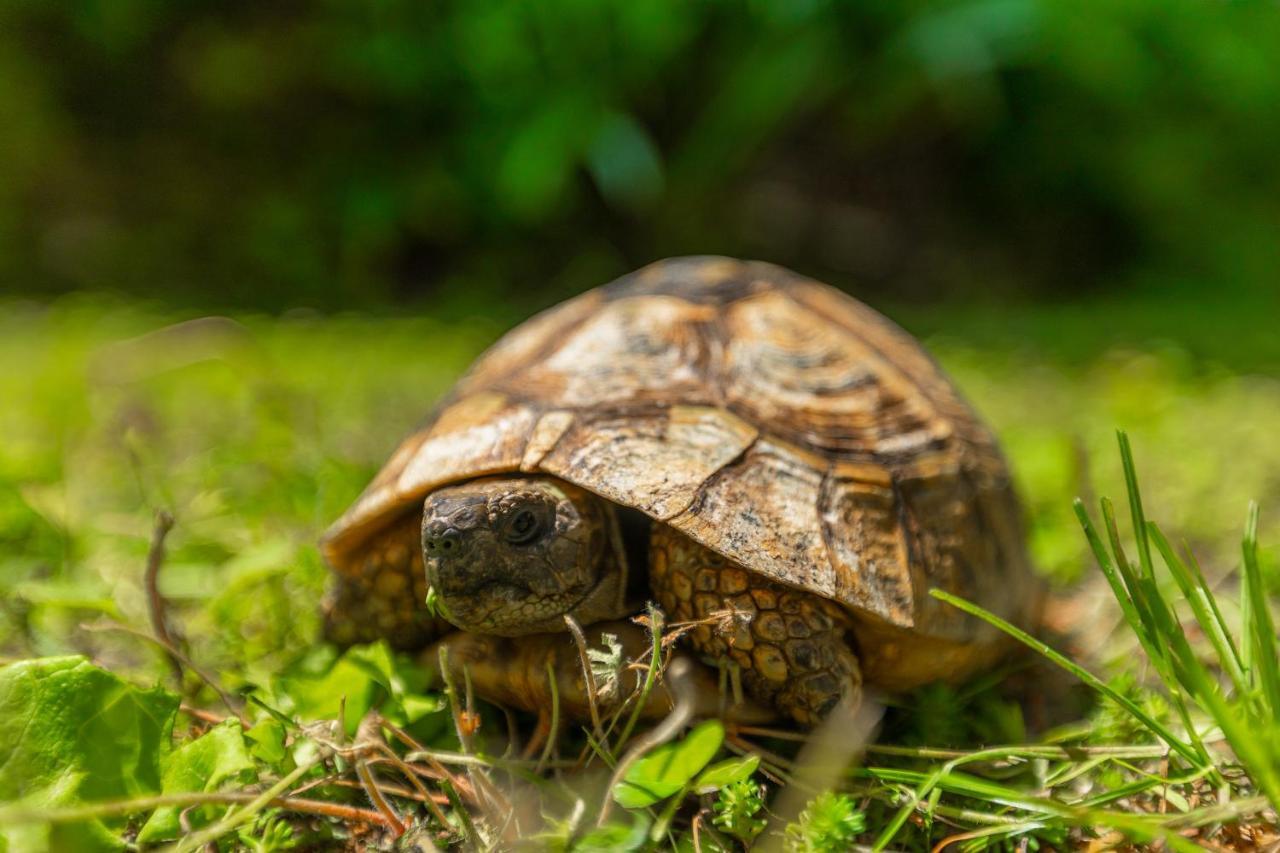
[422,476,629,636]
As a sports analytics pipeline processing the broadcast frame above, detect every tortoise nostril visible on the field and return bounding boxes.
[424,526,464,555]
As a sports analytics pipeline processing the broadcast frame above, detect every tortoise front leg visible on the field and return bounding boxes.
[649,523,863,727]
[427,621,674,725]
[427,621,774,728]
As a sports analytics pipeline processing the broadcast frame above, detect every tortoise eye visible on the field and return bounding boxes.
[505,509,542,545]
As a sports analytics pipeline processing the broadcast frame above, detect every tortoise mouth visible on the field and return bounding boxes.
[446,574,531,600]
[437,586,595,636]
[428,557,606,636]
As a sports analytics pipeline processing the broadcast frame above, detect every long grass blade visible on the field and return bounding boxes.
[1175,651,1280,809]
[860,766,1202,852]
[1076,499,1147,648]
[1107,439,1213,764]
[1147,524,1249,697]
[1181,542,1248,688]
[930,589,1201,766]
[1242,502,1280,718]
[1100,497,1158,644]
[1117,431,1155,583]
[1081,496,1211,766]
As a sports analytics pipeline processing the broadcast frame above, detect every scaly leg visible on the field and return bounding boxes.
[649,523,862,727]
[428,620,774,726]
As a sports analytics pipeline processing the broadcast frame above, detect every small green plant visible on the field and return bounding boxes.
[711,778,766,844]
[784,790,865,852]
[587,631,624,703]
[424,585,449,620]
[236,812,296,852]
[1087,672,1172,745]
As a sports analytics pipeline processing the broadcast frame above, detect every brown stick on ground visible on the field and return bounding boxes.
[355,714,406,837]
[144,509,181,686]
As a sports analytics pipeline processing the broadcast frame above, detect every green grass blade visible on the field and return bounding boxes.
[1077,499,1212,766]
[1175,649,1280,809]
[1147,524,1250,698]
[1075,499,1147,647]
[860,766,1202,852]
[1100,496,1156,640]
[1117,431,1155,583]
[1101,460,1213,765]
[1180,541,1248,688]
[871,765,944,850]
[1242,501,1280,719]
[1100,497,1185,690]
[1241,537,1256,683]
[930,589,1201,766]
[1075,767,1209,808]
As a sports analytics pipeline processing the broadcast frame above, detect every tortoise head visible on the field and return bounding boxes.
[421,476,629,636]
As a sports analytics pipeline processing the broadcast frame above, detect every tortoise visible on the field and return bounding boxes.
[320,257,1038,726]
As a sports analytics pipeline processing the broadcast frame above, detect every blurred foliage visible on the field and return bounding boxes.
[5,0,1280,313]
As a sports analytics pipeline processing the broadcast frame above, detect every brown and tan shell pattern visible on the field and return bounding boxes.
[323,257,1035,643]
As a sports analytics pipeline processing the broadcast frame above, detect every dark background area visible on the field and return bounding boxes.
[4,0,1280,327]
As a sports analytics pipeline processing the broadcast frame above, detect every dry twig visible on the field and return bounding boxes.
[144,509,181,685]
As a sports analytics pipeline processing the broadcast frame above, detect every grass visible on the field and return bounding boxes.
[1,295,1279,850]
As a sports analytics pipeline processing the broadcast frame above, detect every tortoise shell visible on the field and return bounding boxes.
[323,257,1033,642]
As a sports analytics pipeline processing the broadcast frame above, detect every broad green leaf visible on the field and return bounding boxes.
[694,755,759,793]
[573,813,651,852]
[586,112,664,210]
[136,720,256,842]
[401,693,445,724]
[279,642,396,733]
[0,656,179,852]
[280,652,379,734]
[345,642,440,726]
[613,720,724,808]
[279,641,439,733]
[245,718,287,765]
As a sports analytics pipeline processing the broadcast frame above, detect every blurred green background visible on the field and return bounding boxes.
[3,0,1280,335]
[3,0,1279,671]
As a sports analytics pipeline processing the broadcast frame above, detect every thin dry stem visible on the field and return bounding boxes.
[355,715,406,836]
[0,790,391,831]
[83,619,247,725]
[144,509,181,686]
[536,658,562,774]
[563,613,605,742]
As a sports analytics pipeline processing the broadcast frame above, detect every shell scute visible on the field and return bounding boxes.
[536,405,757,520]
[820,475,915,628]
[721,289,949,460]
[322,393,537,572]
[499,295,717,409]
[667,440,833,601]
